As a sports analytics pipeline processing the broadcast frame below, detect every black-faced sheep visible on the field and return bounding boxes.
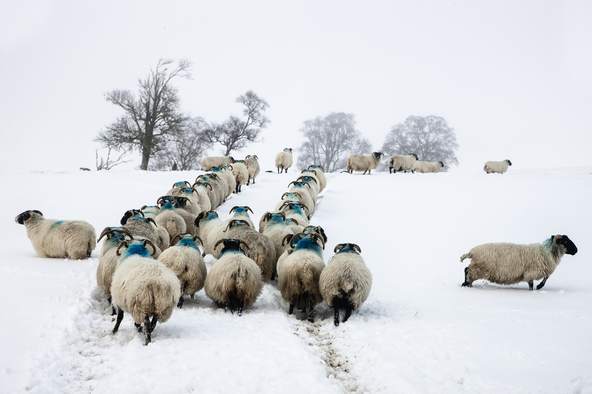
[460,235,578,291]
[157,234,207,308]
[484,159,512,174]
[15,210,96,259]
[319,243,372,326]
[204,239,263,315]
[388,153,419,173]
[347,152,384,175]
[277,232,326,322]
[111,239,181,345]
[415,161,444,173]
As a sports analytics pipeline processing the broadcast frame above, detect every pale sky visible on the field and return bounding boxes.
[1,0,591,172]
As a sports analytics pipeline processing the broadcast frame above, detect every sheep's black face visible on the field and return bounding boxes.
[558,235,578,255]
[507,160,513,166]
[15,210,42,225]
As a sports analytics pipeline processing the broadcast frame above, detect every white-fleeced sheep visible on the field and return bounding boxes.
[219,219,276,282]
[484,159,512,174]
[275,148,293,174]
[460,234,578,291]
[278,201,310,227]
[414,161,444,173]
[201,156,234,171]
[140,205,160,220]
[228,206,255,229]
[388,153,419,174]
[119,210,165,256]
[191,181,213,213]
[157,234,207,308]
[155,197,187,242]
[274,192,311,217]
[347,152,384,175]
[194,210,226,257]
[277,232,326,322]
[231,161,249,193]
[319,243,372,326]
[195,174,224,209]
[261,212,295,268]
[305,165,327,191]
[96,227,135,313]
[244,155,260,185]
[204,239,263,315]
[15,210,96,259]
[111,239,181,345]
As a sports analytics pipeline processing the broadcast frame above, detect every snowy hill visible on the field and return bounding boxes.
[1,168,591,393]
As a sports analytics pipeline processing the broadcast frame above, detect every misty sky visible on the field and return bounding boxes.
[1,0,591,172]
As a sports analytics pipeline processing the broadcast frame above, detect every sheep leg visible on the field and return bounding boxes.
[108,297,117,316]
[135,322,143,333]
[177,295,185,308]
[307,298,315,322]
[288,303,294,315]
[238,300,245,317]
[112,308,124,334]
[527,281,534,291]
[143,315,152,345]
[536,277,548,290]
[461,267,473,287]
[333,303,340,326]
[343,304,353,323]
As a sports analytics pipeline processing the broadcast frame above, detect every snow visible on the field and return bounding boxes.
[1,167,591,393]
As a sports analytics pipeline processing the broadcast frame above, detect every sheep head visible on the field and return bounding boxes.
[334,243,362,254]
[97,227,134,243]
[15,210,43,225]
[120,209,144,225]
[215,238,250,255]
[229,206,254,215]
[552,235,578,255]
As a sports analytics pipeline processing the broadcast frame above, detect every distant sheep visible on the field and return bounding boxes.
[484,159,512,174]
[15,210,96,259]
[231,161,249,193]
[204,239,263,315]
[155,197,187,242]
[319,243,372,326]
[244,155,260,185]
[460,234,578,291]
[415,161,444,173]
[347,152,384,175]
[388,153,419,174]
[111,239,180,345]
[275,148,293,174]
[305,165,327,191]
[201,156,234,171]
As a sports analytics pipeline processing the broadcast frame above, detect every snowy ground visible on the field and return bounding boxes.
[1,167,591,394]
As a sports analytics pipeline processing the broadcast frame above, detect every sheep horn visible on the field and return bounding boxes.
[116,241,130,256]
[352,243,362,253]
[229,206,239,214]
[170,234,182,246]
[142,239,158,256]
[334,243,345,253]
[97,227,113,243]
[289,218,298,225]
[244,206,254,214]
[283,234,295,247]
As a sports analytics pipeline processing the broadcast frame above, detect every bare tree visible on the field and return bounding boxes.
[95,58,192,170]
[296,112,371,172]
[381,115,459,169]
[95,148,131,171]
[205,90,269,156]
[149,117,212,171]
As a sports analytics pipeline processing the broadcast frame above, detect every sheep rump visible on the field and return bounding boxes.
[415,161,444,173]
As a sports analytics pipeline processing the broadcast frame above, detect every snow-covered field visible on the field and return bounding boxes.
[1,167,591,394]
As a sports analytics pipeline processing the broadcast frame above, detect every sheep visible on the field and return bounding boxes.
[208,167,233,201]
[163,195,198,235]
[295,175,320,201]
[231,161,249,193]
[277,232,326,322]
[287,181,315,215]
[194,210,226,257]
[219,219,276,282]
[319,243,372,326]
[167,184,202,215]
[165,180,192,197]
[414,161,444,173]
[140,205,160,220]
[220,165,237,196]
[306,165,327,191]
[484,159,512,174]
[195,174,223,209]
[96,227,135,313]
[204,239,263,315]
[244,155,260,185]
[460,234,578,291]
[157,234,207,308]
[347,152,384,175]
[274,192,312,217]
[201,156,234,171]
[111,239,181,345]
[261,212,294,264]
[388,153,419,174]
[15,210,96,259]
[191,181,213,213]
[155,197,187,242]
[228,206,255,228]
[119,209,166,255]
[278,201,310,227]
[275,148,293,174]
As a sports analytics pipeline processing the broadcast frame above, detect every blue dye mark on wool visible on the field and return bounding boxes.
[52,221,64,227]
[123,242,152,258]
[177,236,199,250]
[294,237,323,256]
[335,245,358,254]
